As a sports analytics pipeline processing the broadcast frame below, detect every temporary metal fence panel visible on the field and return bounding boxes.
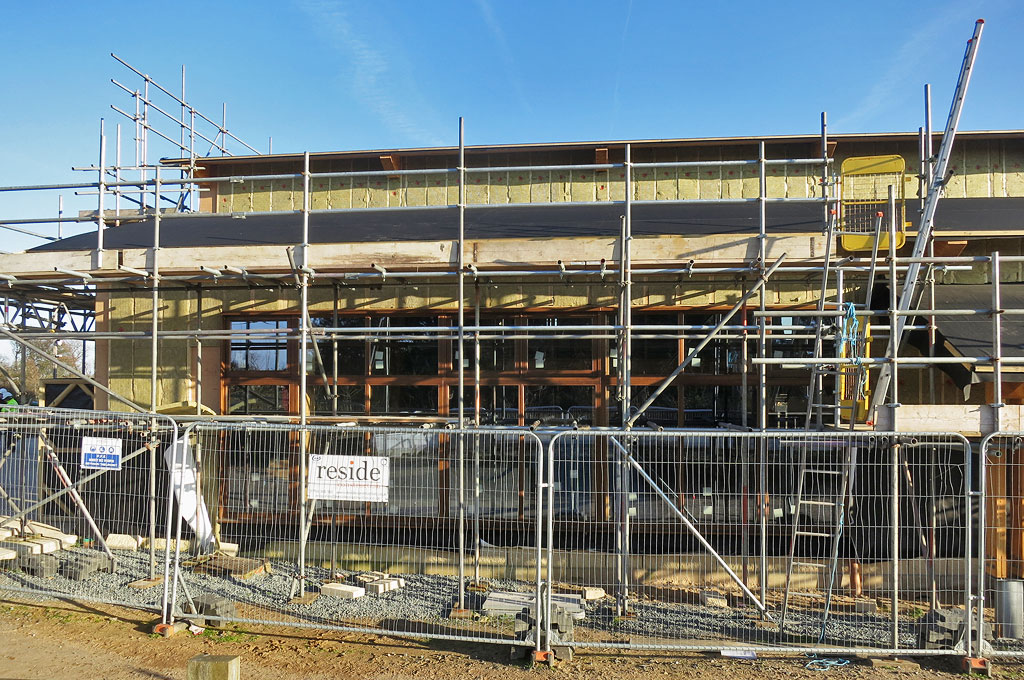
[0,406,178,612]
[545,429,973,655]
[979,432,1024,658]
[165,422,546,649]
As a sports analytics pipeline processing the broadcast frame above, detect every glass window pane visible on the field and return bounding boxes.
[528,318,591,371]
[632,313,679,375]
[370,385,438,415]
[629,385,679,427]
[311,317,366,376]
[524,385,593,425]
[228,384,288,414]
[449,384,519,423]
[229,319,288,372]
[311,384,365,416]
[472,317,516,372]
[369,316,438,376]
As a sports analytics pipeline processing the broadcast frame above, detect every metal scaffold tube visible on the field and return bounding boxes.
[456,117,467,612]
[298,151,311,596]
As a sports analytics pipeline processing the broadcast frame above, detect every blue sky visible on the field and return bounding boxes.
[0,0,1020,251]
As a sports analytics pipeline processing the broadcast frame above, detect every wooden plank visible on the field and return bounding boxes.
[1012,445,1024,579]
[987,452,1008,579]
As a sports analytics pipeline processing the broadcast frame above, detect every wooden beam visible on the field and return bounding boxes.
[987,450,1008,579]
[380,155,402,173]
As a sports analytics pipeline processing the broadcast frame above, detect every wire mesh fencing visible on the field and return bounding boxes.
[0,406,178,611]
[544,430,973,655]
[165,422,547,650]
[0,408,986,658]
[979,432,1024,657]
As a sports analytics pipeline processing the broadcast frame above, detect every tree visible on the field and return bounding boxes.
[0,338,87,402]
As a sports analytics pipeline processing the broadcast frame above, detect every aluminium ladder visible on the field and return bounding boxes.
[778,440,857,634]
[870,19,984,417]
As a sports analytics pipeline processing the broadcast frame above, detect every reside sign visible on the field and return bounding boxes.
[307,454,389,503]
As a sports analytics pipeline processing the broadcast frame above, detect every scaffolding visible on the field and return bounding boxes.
[1,19,1021,649]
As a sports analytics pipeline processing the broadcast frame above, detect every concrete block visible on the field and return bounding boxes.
[0,547,17,562]
[218,542,239,557]
[24,536,60,554]
[700,590,730,608]
[0,519,76,548]
[579,587,605,601]
[191,594,237,628]
[187,653,240,680]
[366,581,389,595]
[321,582,364,599]
[105,534,144,550]
[368,570,389,580]
[351,573,375,585]
[0,539,42,556]
[145,538,191,552]
[17,554,58,578]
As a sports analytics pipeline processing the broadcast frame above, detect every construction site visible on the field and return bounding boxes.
[1,18,1023,671]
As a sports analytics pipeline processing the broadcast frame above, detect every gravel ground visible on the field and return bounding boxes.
[0,546,996,651]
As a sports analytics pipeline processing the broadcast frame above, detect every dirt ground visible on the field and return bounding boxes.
[0,596,1019,680]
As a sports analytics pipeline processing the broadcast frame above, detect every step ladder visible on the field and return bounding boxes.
[778,441,858,633]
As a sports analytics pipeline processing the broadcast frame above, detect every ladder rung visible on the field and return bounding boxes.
[799,499,837,507]
[803,468,843,475]
[794,530,833,538]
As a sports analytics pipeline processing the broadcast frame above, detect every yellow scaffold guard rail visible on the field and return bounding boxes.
[839,155,907,252]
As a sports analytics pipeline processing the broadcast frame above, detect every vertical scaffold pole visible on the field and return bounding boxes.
[148,166,161,578]
[757,140,769,610]
[888,184,900,649]
[298,151,311,595]
[457,117,467,612]
[96,119,107,270]
[992,252,1003,431]
[615,143,633,616]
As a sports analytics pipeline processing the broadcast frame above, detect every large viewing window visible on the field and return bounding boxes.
[223,309,802,427]
[229,319,289,372]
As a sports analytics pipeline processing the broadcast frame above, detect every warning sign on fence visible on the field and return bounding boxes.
[81,436,123,471]
[307,454,389,503]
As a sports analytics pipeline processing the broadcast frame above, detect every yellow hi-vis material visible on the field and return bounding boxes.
[839,320,871,423]
[840,155,907,252]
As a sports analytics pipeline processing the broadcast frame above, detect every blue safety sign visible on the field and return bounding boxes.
[81,436,123,471]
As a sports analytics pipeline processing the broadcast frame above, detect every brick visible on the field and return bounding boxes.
[18,554,58,578]
[366,581,389,595]
[700,590,730,608]
[187,654,240,680]
[321,582,364,599]
[105,534,144,550]
[0,539,42,556]
[24,537,60,554]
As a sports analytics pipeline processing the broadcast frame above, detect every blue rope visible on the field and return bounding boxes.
[805,657,850,671]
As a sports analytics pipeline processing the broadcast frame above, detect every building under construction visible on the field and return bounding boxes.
[3,22,1024,660]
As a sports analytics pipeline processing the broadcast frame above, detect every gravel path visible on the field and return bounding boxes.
[0,546,992,651]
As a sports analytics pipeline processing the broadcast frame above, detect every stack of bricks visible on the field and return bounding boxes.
[349,571,405,595]
[17,554,58,578]
[59,552,115,581]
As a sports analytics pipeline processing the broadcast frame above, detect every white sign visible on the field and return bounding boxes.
[81,436,123,471]
[308,454,389,503]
